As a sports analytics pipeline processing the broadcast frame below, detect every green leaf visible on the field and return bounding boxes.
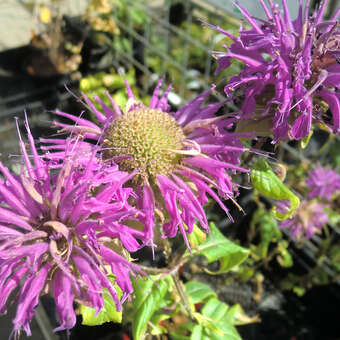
[172,297,245,340]
[329,245,340,271]
[227,303,260,325]
[171,334,191,340]
[132,275,172,340]
[251,208,281,258]
[185,281,217,304]
[80,283,122,326]
[277,241,293,267]
[188,225,207,249]
[201,298,242,340]
[171,323,195,340]
[233,265,254,281]
[191,325,203,340]
[187,223,249,274]
[293,286,306,296]
[325,208,340,225]
[201,298,228,323]
[300,128,313,149]
[251,159,300,220]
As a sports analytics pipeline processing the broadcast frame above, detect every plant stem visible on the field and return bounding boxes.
[172,273,195,321]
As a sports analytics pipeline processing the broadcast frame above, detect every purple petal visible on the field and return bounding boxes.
[53,270,76,332]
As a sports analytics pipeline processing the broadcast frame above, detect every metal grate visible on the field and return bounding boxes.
[110,0,241,104]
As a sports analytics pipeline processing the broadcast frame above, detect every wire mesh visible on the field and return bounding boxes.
[111,0,241,104]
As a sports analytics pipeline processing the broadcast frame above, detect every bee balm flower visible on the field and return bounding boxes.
[44,80,249,250]
[207,0,340,142]
[278,200,328,239]
[306,164,340,201]
[0,118,142,337]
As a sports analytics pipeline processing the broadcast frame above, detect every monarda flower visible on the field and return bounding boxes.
[0,118,142,337]
[207,0,340,142]
[43,80,249,250]
[278,199,328,239]
[306,164,340,201]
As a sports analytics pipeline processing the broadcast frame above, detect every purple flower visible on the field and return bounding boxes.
[0,117,142,337]
[207,0,340,142]
[278,200,328,239]
[42,80,249,250]
[306,164,340,201]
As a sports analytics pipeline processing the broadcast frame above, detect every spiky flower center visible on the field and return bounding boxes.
[103,107,185,183]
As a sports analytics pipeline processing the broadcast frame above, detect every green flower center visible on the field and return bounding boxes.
[103,107,185,184]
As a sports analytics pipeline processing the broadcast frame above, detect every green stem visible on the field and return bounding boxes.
[172,273,195,321]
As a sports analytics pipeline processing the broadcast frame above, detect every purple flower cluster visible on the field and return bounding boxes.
[306,164,340,200]
[43,80,248,251]
[208,0,340,142]
[278,200,328,239]
[0,117,143,336]
[0,79,249,336]
[276,163,340,239]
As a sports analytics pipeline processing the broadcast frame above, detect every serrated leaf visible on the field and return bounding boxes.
[185,281,217,304]
[132,275,172,340]
[172,297,245,340]
[80,285,122,326]
[251,159,300,220]
[201,298,228,322]
[187,223,249,274]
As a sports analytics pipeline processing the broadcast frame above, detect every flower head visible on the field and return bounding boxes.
[306,164,340,201]
[207,0,340,142]
[0,117,142,337]
[278,199,328,239]
[44,80,249,250]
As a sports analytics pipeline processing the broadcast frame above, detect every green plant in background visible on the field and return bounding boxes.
[248,208,292,268]
[146,8,243,97]
[84,0,120,34]
[251,159,300,220]
[79,67,151,115]
[78,223,254,340]
[82,0,151,70]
